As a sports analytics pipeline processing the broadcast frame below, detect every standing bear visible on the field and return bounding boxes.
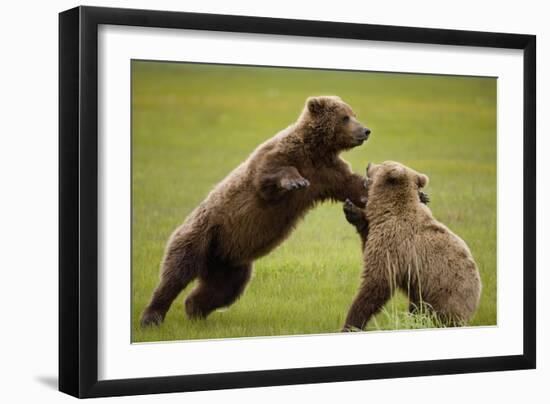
[342,161,481,330]
[140,96,372,327]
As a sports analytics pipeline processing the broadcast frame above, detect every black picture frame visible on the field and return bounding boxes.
[59,5,536,398]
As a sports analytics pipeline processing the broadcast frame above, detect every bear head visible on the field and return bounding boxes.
[300,96,371,152]
[366,161,429,206]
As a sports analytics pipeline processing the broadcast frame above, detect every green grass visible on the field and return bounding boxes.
[131,61,497,342]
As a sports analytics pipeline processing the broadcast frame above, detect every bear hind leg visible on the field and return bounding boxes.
[185,262,252,320]
[140,249,203,328]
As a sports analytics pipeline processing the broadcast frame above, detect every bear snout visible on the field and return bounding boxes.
[354,127,371,144]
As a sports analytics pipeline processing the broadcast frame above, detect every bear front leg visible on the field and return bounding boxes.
[343,270,392,331]
[338,172,369,208]
[327,159,369,208]
[343,199,369,246]
[256,166,310,200]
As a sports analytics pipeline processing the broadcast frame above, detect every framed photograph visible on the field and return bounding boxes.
[59,6,536,398]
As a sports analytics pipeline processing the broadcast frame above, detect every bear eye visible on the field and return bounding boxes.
[343,116,350,123]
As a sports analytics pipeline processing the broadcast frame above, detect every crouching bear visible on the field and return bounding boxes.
[342,161,481,331]
[140,96,372,327]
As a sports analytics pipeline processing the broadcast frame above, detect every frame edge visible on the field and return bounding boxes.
[58,5,81,398]
[522,34,536,369]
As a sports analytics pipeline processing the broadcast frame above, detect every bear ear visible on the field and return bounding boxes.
[366,162,379,179]
[366,162,373,178]
[306,97,325,115]
[385,165,406,184]
[417,173,429,188]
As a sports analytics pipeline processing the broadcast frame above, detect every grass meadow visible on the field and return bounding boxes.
[131,61,497,343]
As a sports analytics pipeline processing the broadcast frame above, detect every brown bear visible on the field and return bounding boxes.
[140,96,372,327]
[342,161,481,330]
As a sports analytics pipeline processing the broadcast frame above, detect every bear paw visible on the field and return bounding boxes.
[419,191,430,204]
[140,309,164,328]
[343,198,364,225]
[185,298,210,320]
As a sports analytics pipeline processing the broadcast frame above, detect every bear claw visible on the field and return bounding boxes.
[419,191,430,204]
[281,178,310,190]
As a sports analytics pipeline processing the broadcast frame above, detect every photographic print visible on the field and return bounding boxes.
[131,61,497,343]
[59,7,535,397]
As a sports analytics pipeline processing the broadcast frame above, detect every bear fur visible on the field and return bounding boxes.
[140,96,372,327]
[342,161,481,330]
